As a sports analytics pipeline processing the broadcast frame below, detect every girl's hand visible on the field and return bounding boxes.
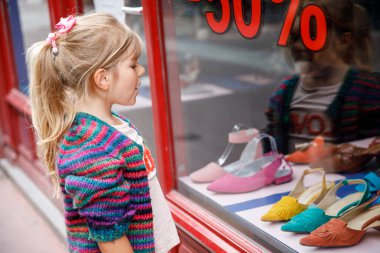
[98,236,134,253]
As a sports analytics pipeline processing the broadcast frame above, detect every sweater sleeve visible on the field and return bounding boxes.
[263,76,298,154]
[64,162,136,242]
[357,71,380,139]
[263,77,293,136]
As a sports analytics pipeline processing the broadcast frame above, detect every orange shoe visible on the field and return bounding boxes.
[309,143,374,173]
[300,192,380,248]
[286,136,337,164]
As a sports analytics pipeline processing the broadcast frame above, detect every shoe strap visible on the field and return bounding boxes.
[218,124,249,165]
[228,128,259,144]
[255,133,278,154]
[239,133,278,162]
[290,168,327,200]
[318,179,370,216]
[364,172,380,190]
[340,179,371,215]
[340,191,380,223]
[362,204,380,230]
[217,143,233,166]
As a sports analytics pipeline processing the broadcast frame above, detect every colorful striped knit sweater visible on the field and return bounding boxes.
[265,68,380,154]
[57,112,154,253]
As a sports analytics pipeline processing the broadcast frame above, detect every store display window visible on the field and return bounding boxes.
[160,0,380,252]
[4,0,380,252]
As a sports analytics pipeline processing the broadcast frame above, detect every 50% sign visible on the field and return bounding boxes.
[189,0,327,51]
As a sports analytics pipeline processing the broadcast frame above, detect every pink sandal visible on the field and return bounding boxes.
[207,134,293,193]
[190,125,260,183]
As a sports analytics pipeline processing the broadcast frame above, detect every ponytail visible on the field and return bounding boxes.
[27,42,75,197]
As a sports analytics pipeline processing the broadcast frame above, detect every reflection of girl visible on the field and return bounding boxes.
[265,0,380,154]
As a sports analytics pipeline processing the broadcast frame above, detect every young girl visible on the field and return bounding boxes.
[27,13,179,253]
[265,0,380,154]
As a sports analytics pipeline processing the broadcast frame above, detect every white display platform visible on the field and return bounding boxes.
[179,141,380,253]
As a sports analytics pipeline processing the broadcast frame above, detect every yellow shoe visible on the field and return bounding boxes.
[261,168,334,222]
[261,196,308,221]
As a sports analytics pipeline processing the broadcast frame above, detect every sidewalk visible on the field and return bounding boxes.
[0,167,67,253]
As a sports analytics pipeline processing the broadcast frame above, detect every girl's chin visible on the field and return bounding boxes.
[119,99,137,107]
[294,61,314,75]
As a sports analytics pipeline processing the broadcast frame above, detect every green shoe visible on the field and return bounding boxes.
[281,179,371,233]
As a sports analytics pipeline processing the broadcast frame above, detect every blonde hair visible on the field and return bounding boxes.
[304,0,372,71]
[27,13,142,195]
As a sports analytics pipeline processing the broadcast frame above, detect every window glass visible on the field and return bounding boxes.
[16,0,51,93]
[162,0,380,252]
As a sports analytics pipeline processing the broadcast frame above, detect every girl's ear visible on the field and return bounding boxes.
[338,32,353,48]
[93,68,110,91]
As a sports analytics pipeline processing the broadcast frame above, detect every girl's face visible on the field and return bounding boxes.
[289,18,346,77]
[109,54,145,106]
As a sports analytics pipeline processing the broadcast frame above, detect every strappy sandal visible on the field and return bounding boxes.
[300,191,380,247]
[261,168,334,222]
[281,179,371,233]
[207,134,292,193]
[190,124,259,183]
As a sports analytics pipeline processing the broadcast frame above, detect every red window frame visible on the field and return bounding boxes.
[0,0,264,251]
[141,1,264,252]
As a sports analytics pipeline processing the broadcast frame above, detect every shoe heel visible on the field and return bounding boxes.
[273,159,293,185]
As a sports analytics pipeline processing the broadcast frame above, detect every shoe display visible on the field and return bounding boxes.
[281,179,371,233]
[310,142,380,173]
[300,192,380,248]
[206,154,293,193]
[261,168,335,222]
[205,134,291,193]
[286,136,337,164]
[190,125,259,183]
[188,127,380,249]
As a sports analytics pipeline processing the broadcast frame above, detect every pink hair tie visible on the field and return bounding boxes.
[46,33,59,55]
[45,15,77,56]
[55,15,76,34]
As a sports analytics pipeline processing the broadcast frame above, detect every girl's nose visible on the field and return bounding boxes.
[138,65,145,76]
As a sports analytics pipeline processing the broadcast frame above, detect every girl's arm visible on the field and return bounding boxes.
[98,236,134,253]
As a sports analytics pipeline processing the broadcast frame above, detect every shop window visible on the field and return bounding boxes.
[12,0,50,93]
[162,0,380,252]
